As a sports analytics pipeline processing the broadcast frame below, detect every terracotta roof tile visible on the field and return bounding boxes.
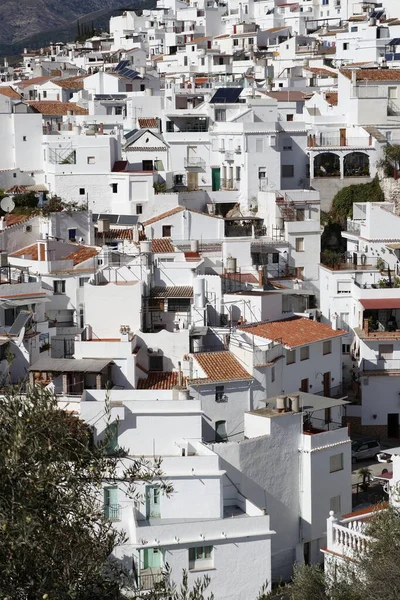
[151,238,175,253]
[220,273,259,284]
[305,67,338,77]
[341,68,400,81]
[151,286,193,298]
[191,351,252,383]
[238,317,345,348]
[10,243,38,260]
[61,246,99,266]
[138,117,158,128]
[325,91,338,105]
[98,228,133,241]
[18,76,52,88]
[342,502,388,519]
[137,371,187,389]
[28,101,88,115]
[4,215,29,227]
[185,36,211,45]
[51,76,87,89]
[0,86,22,99]
[184,251,201,261]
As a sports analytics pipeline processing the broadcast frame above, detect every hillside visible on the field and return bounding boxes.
[0,0,154,56]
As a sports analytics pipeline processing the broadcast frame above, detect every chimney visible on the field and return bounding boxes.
[98,123,104,134]
[24,48,27,54]
[178,361,183,387]
[0,217,6,231]
[258,265,264,287]
[351,70,357,87]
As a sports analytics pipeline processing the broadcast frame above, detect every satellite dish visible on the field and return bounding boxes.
[1,197,15,214]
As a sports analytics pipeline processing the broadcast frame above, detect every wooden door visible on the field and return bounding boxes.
[323,372,331,397]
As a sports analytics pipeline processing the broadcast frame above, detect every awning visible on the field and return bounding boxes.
[151,286,193,298]
[0,297,50,307]
[360,299,400,310]
[29,357,113,373]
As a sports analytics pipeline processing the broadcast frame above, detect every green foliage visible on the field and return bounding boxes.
[378,145,400,178]
[329,177,384,224]
[320,249,343,268]
[0,385,171,598]
[153,182,167,194]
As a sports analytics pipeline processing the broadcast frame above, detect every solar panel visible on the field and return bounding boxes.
[116,60,130,72]
[209,87,243,104]
[389,38,400,46]
[119,67,141,80]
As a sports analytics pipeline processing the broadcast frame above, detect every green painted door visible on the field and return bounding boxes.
[212,167,221,191]
[145,485,161,518]
[104,486,119,520]
[105,421,118,454]
[143,548,162,569]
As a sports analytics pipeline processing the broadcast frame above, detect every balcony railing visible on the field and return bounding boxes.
[139,570,165,591]
[184,157,205,169]
[345,220,362,234]
[104,504,121,521]
[313,384,347,399]
[308,135,372,148]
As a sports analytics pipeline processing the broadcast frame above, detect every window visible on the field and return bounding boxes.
[271,366,275,382]
[142,160,153,171]
[23,136,27,142]
[339,312,349,331]
[258,167,266,179]
[104,486,120,521]
[330,495,341,514]
[233,39,239,46]
[201,57,205,66]
[379,344,393,359]
[68,228,77,241]
[13,173,16,178]
[215,420,227,442]
[256,138,263,153]
[53,280,66,294]
[342,344,350,354]
[149,354,163,372]
[350,26,358,32]
[79,188,85,195]
[189,546,213,570]
[286,349,296,365]
[215,108,226,122]
[79,277,89,287]
[300,346,309,361]
[286,114,294,122]
[184,56,188,66]
[215,385,225,402]
[115,106,123,115]
[248,37,254,44]
[283,143,292,151]
[337,281,351,294]
[272,253,279,263]
[43,91,47,98]
[166,121,174,132]
[162,225,172,237]
[87,156,95,164]
[111,183,118,194]
[282,165,294,178]
[343,43,349,50]
[140,84,145,91]
[295,237,304,252]
[323,340,332,355]
[168,298,190,312]
[236,166,241,181]
[330,453,344,473]
[136,204,143,215]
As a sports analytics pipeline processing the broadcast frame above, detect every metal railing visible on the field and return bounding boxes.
[313,384,347,399]
[345,220,362,234]
[139,570,165,590]
[184,157,205,168]
[225,225,252,237]
[104,504,121,521]
[308,135,372,148]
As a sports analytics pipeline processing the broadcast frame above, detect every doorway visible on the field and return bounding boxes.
[323,372,331,397]
[145,486,161,518]
[301,378,309,392]
[388,413,399,438]
[212,167,220,191]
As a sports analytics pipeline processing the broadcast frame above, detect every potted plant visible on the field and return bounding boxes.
[358,466,372,492]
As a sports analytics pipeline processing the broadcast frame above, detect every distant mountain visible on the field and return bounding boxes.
[0,0,154,56]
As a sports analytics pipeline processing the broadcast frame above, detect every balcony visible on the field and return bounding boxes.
[320,252,375,271]
[225,150,234,162]
[184,157,205,170]
[362,359,400,373]
[139,570,164,591]
[308,135,372,149]
[104,504,121,522]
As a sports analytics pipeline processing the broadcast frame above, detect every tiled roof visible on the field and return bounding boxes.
[143,206,221,226]
[151,238,175,253]
[238,317,345,348]
[18,76,52,88]
[28,101,88,115]
[266,26,289,33]
[144,206,184,225]
[185,36,211,45]
[138,117,158,128]
[325,91,338,105]
[0,86,21,99]
[98,228,133,241]
[184,251,201,261]
[151,286,193,298]
[6,185,28,194]
[51,76,87,89]
[126,147,167,152]
[61,246,99,266]
[4,214,29,227]
[305,67,337,77]
[341,68,400,81]
[10,243,38,260]
[220,272,259,284]
[263,90,306,102]
[342,502,388,519]
[137,371,187,389]
[190,351,252,383]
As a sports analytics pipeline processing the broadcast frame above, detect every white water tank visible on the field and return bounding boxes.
[191,239,199,252]
[289,393,300,413]
[276,395,286,412]
[194,277,205,309]
[226,257,237,273]
[140,240,152,253]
